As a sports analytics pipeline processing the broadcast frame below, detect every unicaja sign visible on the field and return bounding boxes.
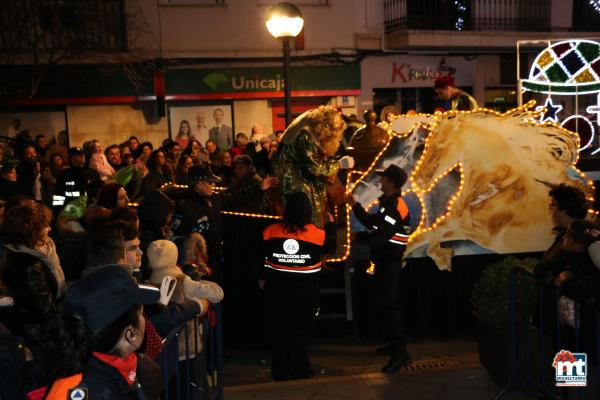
[553,350,587,387]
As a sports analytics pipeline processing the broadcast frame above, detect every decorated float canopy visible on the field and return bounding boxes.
[345,104,595,270]
[522,39,600,95]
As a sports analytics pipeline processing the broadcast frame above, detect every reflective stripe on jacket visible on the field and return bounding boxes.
[263,223,326,274]
[352,193,411,263]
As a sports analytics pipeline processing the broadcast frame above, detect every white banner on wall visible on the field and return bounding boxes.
[361,55,475,89]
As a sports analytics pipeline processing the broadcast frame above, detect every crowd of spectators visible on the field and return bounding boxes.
[0,126,282,399]
[5,116,600,397]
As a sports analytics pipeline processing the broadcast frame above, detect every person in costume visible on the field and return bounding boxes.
[270,105,353,227]
[434,75,478,111]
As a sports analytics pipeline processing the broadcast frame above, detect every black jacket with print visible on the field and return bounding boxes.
[352,192,410,263]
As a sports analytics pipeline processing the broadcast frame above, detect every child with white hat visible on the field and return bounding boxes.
[146,239,223,306]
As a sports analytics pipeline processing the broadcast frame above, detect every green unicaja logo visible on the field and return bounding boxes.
[203,73,228,90]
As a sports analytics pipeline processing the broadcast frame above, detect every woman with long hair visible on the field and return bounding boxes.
[140,142,154,159]
[177,120,192,149]
[43,265,162,399]
[141,149,172,194]
[218,150,233,186]
[49,153,67,179]
[175,154,194,185]
[261,192,336,381]
[128,136,141,156]
[184,139,208,165]
[0,203,65,345]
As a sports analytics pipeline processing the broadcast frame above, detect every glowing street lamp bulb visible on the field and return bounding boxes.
[266,3,304,38]
[266,16,304,38]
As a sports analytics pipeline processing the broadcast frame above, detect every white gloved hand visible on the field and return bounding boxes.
[159,276,177,305]
[338,155,355,169]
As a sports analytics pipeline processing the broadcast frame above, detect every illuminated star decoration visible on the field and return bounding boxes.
[590,0,600,13]
[536,97,563,123]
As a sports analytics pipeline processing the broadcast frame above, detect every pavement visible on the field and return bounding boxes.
[222,338,537,400]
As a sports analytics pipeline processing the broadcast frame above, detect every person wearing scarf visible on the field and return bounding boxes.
[43,265,162,400]
[0,203,66,348]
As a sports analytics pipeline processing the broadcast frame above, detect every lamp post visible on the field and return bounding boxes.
[266,2,304,127]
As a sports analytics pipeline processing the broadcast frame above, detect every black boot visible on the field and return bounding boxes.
[381,340,411,373]
[375,343,394,355]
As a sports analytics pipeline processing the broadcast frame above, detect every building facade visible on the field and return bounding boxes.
[1,0,599,148]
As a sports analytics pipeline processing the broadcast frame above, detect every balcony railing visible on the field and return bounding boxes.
[384,0,551,33]
[571,0,600,32]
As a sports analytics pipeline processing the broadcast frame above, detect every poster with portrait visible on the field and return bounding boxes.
[168,104,234,151]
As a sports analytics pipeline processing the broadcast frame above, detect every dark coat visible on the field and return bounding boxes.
[141,170,171,196]
[0,248,58,346]
[16,159,36,196]
[173,190,221,265]
[0,322,45,400]
[352,192,411,263]
[251,149,271,178]
[144,300,201,337]
[172,185,261,268]
[76,353,162,400]
[53,166,100,211]
[0,177,20,200]
[561,253,600,303]
[138,190,175,255]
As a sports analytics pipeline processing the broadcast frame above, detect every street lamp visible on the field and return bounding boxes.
[266,2,304,127]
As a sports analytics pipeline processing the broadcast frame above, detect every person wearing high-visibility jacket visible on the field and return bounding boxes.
[262,192,337,381]
[345,164,412,373]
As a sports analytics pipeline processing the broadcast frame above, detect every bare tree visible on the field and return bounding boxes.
[0,0,160,100]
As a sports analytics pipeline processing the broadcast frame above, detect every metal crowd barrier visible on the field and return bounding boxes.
[496,266,600,400]
[159,303,224,400]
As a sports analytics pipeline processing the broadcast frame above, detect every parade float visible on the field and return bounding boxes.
[343,102,594,270]
[338,39,600,270]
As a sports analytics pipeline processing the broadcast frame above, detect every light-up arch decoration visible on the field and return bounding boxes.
[520,39,600,154]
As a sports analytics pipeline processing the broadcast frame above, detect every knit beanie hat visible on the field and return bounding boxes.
[147,240,178,269]
[434,75,456,89]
